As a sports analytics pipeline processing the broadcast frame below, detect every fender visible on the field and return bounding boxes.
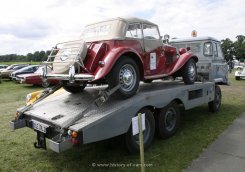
[93,47,143,80]
[169,52,198,75]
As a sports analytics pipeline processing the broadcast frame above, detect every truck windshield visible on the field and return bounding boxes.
[171,43,201,54]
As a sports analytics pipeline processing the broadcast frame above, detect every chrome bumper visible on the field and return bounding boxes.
[46,73,95,81]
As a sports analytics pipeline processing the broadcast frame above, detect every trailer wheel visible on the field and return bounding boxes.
[208,85,222,112]
[125,108,155,154]
[156,101,180,139]
[107,57,140,99]
[182,59,197,85]
[62,83,86,93]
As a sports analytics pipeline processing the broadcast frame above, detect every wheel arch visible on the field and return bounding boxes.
[170,53,198,76]
[120,52,144,80]
[94,48,143,81]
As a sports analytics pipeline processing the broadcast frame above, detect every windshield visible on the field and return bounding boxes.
[35,66,51,74]
[6,65,14,70]
[15,65,35,72]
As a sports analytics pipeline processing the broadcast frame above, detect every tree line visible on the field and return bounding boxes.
[0,35,244,62]
[221,35,245,61]
[0,50,51,62]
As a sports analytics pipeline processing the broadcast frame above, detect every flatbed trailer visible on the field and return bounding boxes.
[10,80,221,153]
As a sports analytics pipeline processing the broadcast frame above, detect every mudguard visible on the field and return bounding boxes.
[93,47,143,80]
[169,52,198,75]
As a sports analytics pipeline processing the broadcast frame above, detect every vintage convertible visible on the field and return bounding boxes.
[43,17,198,98]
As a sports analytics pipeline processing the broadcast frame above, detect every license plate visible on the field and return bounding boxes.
[32,120,49,133]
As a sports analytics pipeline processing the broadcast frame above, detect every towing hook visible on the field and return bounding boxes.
[34,142,44,149]
[34,131,47,149]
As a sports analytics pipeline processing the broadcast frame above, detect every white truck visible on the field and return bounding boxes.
[170,37,228,85]
[10,80,221,154]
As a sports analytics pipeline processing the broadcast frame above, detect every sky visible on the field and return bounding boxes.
[0,0,244,55]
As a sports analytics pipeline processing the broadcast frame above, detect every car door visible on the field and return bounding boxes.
[142,24,164,76]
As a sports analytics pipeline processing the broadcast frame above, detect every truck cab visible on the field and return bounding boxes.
[170,37,228,85]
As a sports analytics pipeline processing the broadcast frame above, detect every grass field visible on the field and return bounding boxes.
[0,62,41,65]
[0,72,244,172]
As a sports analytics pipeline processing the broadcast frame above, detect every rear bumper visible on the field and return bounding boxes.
[10,119,73,153]
[46,73,95,81]
[49,135,73,153]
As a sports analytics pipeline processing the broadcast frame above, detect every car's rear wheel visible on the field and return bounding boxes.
[108,57,140,99]
[182,59,197,84]
[62,82,86,93]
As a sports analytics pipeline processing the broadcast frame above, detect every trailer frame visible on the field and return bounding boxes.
[10,80,221,153]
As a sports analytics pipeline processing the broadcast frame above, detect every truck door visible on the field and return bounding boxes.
[212,41,228,84]
[142,24,164,75]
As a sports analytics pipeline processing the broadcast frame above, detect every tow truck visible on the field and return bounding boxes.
[10,80,221,153]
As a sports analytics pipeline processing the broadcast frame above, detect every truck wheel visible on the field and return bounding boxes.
[156,101,180,139]
[108,57,140,99]
[182,59,197,84]
[125,108,155,154]
[62,83,86,93]
[208,85,222,112]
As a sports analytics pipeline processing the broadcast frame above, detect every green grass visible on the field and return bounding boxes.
[0,61,41,65]
[0,73,245,172]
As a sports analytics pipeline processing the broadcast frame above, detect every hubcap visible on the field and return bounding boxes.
[119,64,136,92]
[164,107,177,131]
[189,63,196,81]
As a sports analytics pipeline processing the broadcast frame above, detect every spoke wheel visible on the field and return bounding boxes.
[182,59,197,84]
[107,57,139,99]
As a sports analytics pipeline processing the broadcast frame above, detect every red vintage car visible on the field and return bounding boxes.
[44,17,198,98]
[17,67,59,87]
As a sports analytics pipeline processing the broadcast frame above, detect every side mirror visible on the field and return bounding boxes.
[163,34,170,44]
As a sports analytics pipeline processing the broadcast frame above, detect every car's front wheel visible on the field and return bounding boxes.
[107,57,140,99]
[182,59,197,84]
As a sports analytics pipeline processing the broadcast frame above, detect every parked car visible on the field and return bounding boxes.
[10,65,41,80]
[0,65,8,72]
[17,67,59,87]
[235,67,245,80]
[0,64,29,78]
[170,37,228,85]
[43,17,198,98]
